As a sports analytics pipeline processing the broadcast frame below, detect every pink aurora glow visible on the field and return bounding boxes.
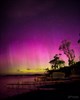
[8,42,50,69]
[0,34,79,74]
[0,0,80,74]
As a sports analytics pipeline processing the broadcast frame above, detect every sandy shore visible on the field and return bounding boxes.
[6,79,80,100]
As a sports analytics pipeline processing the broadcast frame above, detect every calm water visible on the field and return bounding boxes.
[0,75,79,99]
[0,75,38,99]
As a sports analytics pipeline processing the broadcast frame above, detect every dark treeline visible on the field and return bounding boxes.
[45,33,80,78]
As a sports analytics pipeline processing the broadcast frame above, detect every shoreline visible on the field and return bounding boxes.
[8,81,80,100]
[5,79,80,100]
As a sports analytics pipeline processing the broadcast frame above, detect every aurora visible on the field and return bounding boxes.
[0,0,80,74]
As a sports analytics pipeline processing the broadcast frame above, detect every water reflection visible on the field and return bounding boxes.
[0,76,37,99]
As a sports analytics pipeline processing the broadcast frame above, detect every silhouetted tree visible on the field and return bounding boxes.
[59,40,75,66]
[78,33,80,44]
[78,33,80,61]
[49,54,65,69]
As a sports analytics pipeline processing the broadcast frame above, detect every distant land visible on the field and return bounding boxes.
[0,73,43,77]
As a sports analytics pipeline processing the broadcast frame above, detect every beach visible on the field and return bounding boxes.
[0,75,80,100]
[7,79,80,100]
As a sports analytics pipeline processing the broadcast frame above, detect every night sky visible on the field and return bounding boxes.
[0,0,80,74]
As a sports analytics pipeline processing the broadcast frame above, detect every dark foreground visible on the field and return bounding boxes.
[6,79,80,100]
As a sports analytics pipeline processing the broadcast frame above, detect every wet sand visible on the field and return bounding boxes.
[6,79,80,100]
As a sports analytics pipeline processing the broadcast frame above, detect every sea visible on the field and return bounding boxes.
[0,75,40,100]
[0,74,80,100]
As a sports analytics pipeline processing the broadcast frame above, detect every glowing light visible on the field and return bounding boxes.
[8,42,51,70]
